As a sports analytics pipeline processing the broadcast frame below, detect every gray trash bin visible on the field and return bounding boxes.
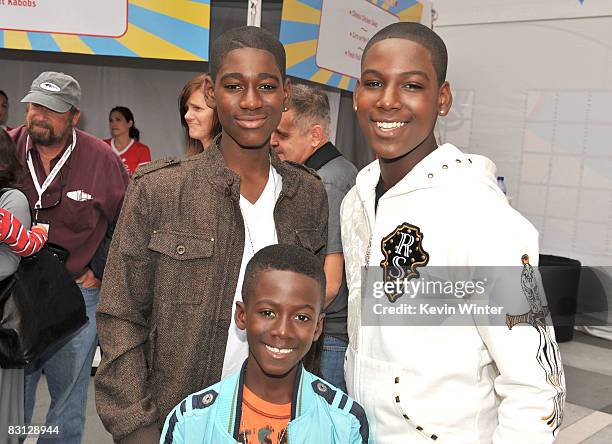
[538,255,581,342]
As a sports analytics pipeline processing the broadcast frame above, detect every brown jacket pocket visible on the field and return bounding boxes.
[148,230,214,260]
[147,230,215,303]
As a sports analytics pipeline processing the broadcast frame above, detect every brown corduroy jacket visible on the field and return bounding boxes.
[94,143,328,442]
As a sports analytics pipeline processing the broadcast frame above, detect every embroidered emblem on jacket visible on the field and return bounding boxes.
[380,223,429,302]
[506,254,565,435]
[506,255,550,329]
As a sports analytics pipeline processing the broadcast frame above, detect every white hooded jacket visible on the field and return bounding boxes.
[340,144,565,443]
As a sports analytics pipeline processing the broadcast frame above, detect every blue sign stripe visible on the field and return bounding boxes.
[0,31,4,48]
[287,56,319,80]
[348,78,357,91]
[298,0,322,10]
[188,0,210,3]
[328,73,342,88]
[389,0,419,15]
[128,4,208,59]
[80,36,138,57]
[279,21,319,45]
[28,33,61,52]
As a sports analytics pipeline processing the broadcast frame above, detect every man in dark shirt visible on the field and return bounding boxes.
[11,71,128,444]
[271,83,358,392]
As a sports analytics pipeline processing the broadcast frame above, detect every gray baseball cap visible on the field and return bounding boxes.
[21,71,81,113]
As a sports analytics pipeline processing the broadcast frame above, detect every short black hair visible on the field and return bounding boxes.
[0,90,7,101]
[209,26,286,81]
[362,22,448,86]
[242,244,326,309]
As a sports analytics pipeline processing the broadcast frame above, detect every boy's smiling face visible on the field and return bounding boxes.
[205,47,290,150]
[354,38,451,161]
[236,269,324,378]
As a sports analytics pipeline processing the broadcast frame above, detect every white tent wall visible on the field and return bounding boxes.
[1,59,201,159]
[435,0,612,25]
[434,0,612,267]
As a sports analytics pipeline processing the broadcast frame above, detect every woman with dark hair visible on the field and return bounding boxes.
[179,74,222,156]
[0,129,47,443]
[104,106,151,177]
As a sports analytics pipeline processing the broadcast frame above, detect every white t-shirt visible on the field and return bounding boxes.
[221,164,282,377]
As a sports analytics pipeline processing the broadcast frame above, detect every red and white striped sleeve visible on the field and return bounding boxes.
[0,207,48,257]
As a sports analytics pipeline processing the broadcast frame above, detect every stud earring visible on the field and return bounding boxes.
[283,106,288,112]
[439,110,446,115]
[353,105,358,112]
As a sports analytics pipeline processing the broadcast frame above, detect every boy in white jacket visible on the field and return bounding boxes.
[340,22,565,443]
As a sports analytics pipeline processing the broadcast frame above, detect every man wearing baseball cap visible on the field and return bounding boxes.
[10,72,128,443]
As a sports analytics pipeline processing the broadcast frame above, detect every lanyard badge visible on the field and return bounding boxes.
[26,129,77,221]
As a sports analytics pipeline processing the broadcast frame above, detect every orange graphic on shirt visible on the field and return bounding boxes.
[238,385,290,444]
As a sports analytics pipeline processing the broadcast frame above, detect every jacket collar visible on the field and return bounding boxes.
[355,143,473,197]
[304,142,341,171]
[354,143,502,217]
[231,360,306,440]
[202,136,301,201]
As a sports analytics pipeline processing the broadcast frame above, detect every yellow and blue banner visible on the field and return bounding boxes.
[280,0,430,91]
[0,0,210,61]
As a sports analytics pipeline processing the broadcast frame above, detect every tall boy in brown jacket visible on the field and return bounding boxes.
[94,26,328,443]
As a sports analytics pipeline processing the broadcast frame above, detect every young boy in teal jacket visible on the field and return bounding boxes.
[161,244,372,443]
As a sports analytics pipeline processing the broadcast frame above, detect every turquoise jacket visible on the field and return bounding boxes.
[161,362,373,443]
